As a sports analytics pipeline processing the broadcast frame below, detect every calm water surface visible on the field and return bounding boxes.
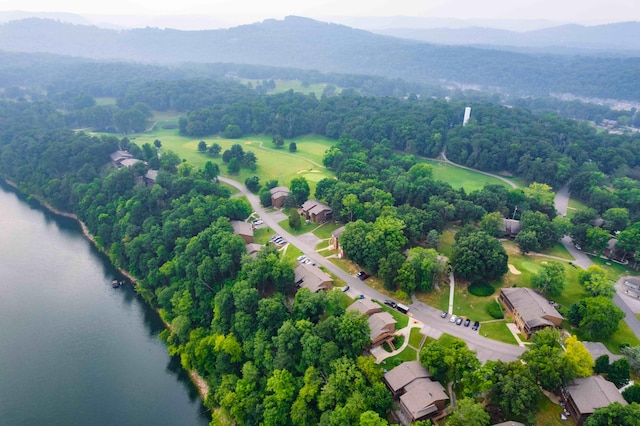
[0,182,209,426]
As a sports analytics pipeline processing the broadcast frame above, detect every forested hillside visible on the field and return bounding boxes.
[3,17,640,101]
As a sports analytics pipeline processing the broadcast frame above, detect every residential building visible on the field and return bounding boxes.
[294,263,332,293]
[562,375,627,425]
[368,312,397,348]
[347,298,382,316]
[383,361,433,397]
[300,199,332,223]
[144,169,158,186]
[269,186,290,208]
[499,287,563,338]
[231,220,254,244]
[331,226,346,258]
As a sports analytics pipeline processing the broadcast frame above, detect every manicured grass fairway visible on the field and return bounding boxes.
[130,124,336,195]
[236,79,339,96]
[418,158,515,192]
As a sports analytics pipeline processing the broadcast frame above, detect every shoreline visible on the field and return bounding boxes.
[0,177,211,401]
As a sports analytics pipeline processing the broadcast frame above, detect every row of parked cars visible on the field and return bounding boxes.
[296,255,316,266]
[270,234,287,245]
[441,311,480,331]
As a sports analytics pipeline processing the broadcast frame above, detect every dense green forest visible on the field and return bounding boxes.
[2,64,640,424]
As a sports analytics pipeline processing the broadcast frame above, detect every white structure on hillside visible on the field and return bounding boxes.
[463,107,472,126]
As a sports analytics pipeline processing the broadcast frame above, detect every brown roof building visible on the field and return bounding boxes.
[110,150,133,164]
[491,422,526,426]
[144,169,159,186]
[562,375,627,425]
[383,361,433,397]
[300,199,332,223]
[399,379,449,423]
[368,312,397,347]
[499,287,563,338]
[269,186,290,208]
[331,226,346,258]
[294,263,332,293]
[347,298,382,316]
[231,220,254,244]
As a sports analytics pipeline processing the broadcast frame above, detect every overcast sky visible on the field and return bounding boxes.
[1,0,639,25]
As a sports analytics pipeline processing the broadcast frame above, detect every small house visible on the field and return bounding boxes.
[144,169,159,186]
[269,186,290,208]
[383,361,433,397]
[562,375,627,425]
[231,220,254,244]
[300,200,332,223]
[331,226,346,258]
[294,263,332,293]
[347,298,382,316]
[368,312,397,348]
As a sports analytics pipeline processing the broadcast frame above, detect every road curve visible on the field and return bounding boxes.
[439,149,518,189]
[218,176,525,363]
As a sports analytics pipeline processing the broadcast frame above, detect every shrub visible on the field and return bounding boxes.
[468,282,495,297]
[487,301,504,319]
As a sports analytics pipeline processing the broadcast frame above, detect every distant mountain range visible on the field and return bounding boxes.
[373,21,640,54]
[1,16,640,102]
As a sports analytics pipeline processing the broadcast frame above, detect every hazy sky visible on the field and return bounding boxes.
[1,0,639,24]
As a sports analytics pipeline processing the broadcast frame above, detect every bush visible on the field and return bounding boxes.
[468,282,495,297]
[487,301,504,319]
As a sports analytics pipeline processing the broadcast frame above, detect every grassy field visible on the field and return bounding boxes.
[374,301,410,329]
[409,328,424,348]
[477,320,519,345]
[130,125,336,195]
[566,197,589,219]
[312,222,343,240]
[418,158,515,192]
[541,243,575,260]
[535,394,565,426]
[437,229,456,259]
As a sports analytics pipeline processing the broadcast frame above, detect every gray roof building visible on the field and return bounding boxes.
[231,220,254,244]
[399,378,449,422]
[294,263,332,293]
[347,298,382,316]
[383,361,432,396]
[563,375,627,425]
[499,287,563,338]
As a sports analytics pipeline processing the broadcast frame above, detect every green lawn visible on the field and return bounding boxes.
[95,97,116,106]
[541,243,575,260]
[253,227,275,244]
[409,328,424,348]
[600,320,640,354]
[278,216,318,236]
[417,158,515,192]
[236,78,340,96]
[589,256,638,281]
[477,320,519,345]
[535,394,565,426]
[130,128,336,195]
[566,197,589,219]
[379,346,418,370]
[281,244,303,263]
[437,228,456,259]
[312,222,343,239]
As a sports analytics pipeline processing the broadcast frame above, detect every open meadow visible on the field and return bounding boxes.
[129,117,336,194]
[418,158,517,191]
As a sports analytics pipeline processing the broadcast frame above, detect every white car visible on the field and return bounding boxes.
[253,219,263,225]
[449,314,458,323]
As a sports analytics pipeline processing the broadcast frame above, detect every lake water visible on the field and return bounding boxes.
[0,182,209,426]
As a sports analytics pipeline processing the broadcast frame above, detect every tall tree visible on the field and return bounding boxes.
[578,265,615,298]
[568,296,625,340]
[531,261,566,297]
[445,398,490,426]
[452,231,508,284]
[290,177,311,206]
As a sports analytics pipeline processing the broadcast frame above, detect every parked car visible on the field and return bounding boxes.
[296,255,306,262]
[384,300,397,308]
[440,311,448,318]
[464,318,471,327]
[472,321,480,331]
[455,317,463,325]
[356,271,370,280]
[355,294,365,300]
[342,285,350,292]
[253,219,263,225]
[449,314,457,323]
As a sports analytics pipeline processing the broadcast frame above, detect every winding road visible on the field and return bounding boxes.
[218,176,525,363]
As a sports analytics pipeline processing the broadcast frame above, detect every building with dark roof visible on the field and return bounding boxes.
[499,287,563,338]
[230,220,254,244]
[294,263,332,293]
[300,199,332,223]
[383,361,433,397]
[347,298,382,316]
[269,186,290,208]
[368,312,397,348]
[562,375,627,425]
[144,169,159,186]
[331,225,346,258]
[399,379,449,423]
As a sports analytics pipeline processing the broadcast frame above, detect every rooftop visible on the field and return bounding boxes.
[347,298,381,316]
[384,361,432,393]
[566,375,627,414]
[399,378,448,420]
[368,311,396,342]
[501,287,563,328]
[230,220,254,237]
[294,263,332,293]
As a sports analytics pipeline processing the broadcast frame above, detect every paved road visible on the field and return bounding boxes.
[219,176,525,363]
[554,184,640,339]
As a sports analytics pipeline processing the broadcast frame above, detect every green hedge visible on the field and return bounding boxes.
[487,300,504,319]
[468,282,495,297]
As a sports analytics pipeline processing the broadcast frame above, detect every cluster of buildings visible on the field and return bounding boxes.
[110,150,158,186]
[347,298,397,349]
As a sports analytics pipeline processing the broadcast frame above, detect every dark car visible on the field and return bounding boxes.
[356,271,370,280]
[440,311,448,318]
[355,294,365,300]
[455,317,463,325]
[384,300,397,308]
[472,321,480,331]
[464,318,471,327]
[342,285,350,292]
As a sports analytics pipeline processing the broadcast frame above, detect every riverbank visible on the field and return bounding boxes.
[0,177,211,402]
